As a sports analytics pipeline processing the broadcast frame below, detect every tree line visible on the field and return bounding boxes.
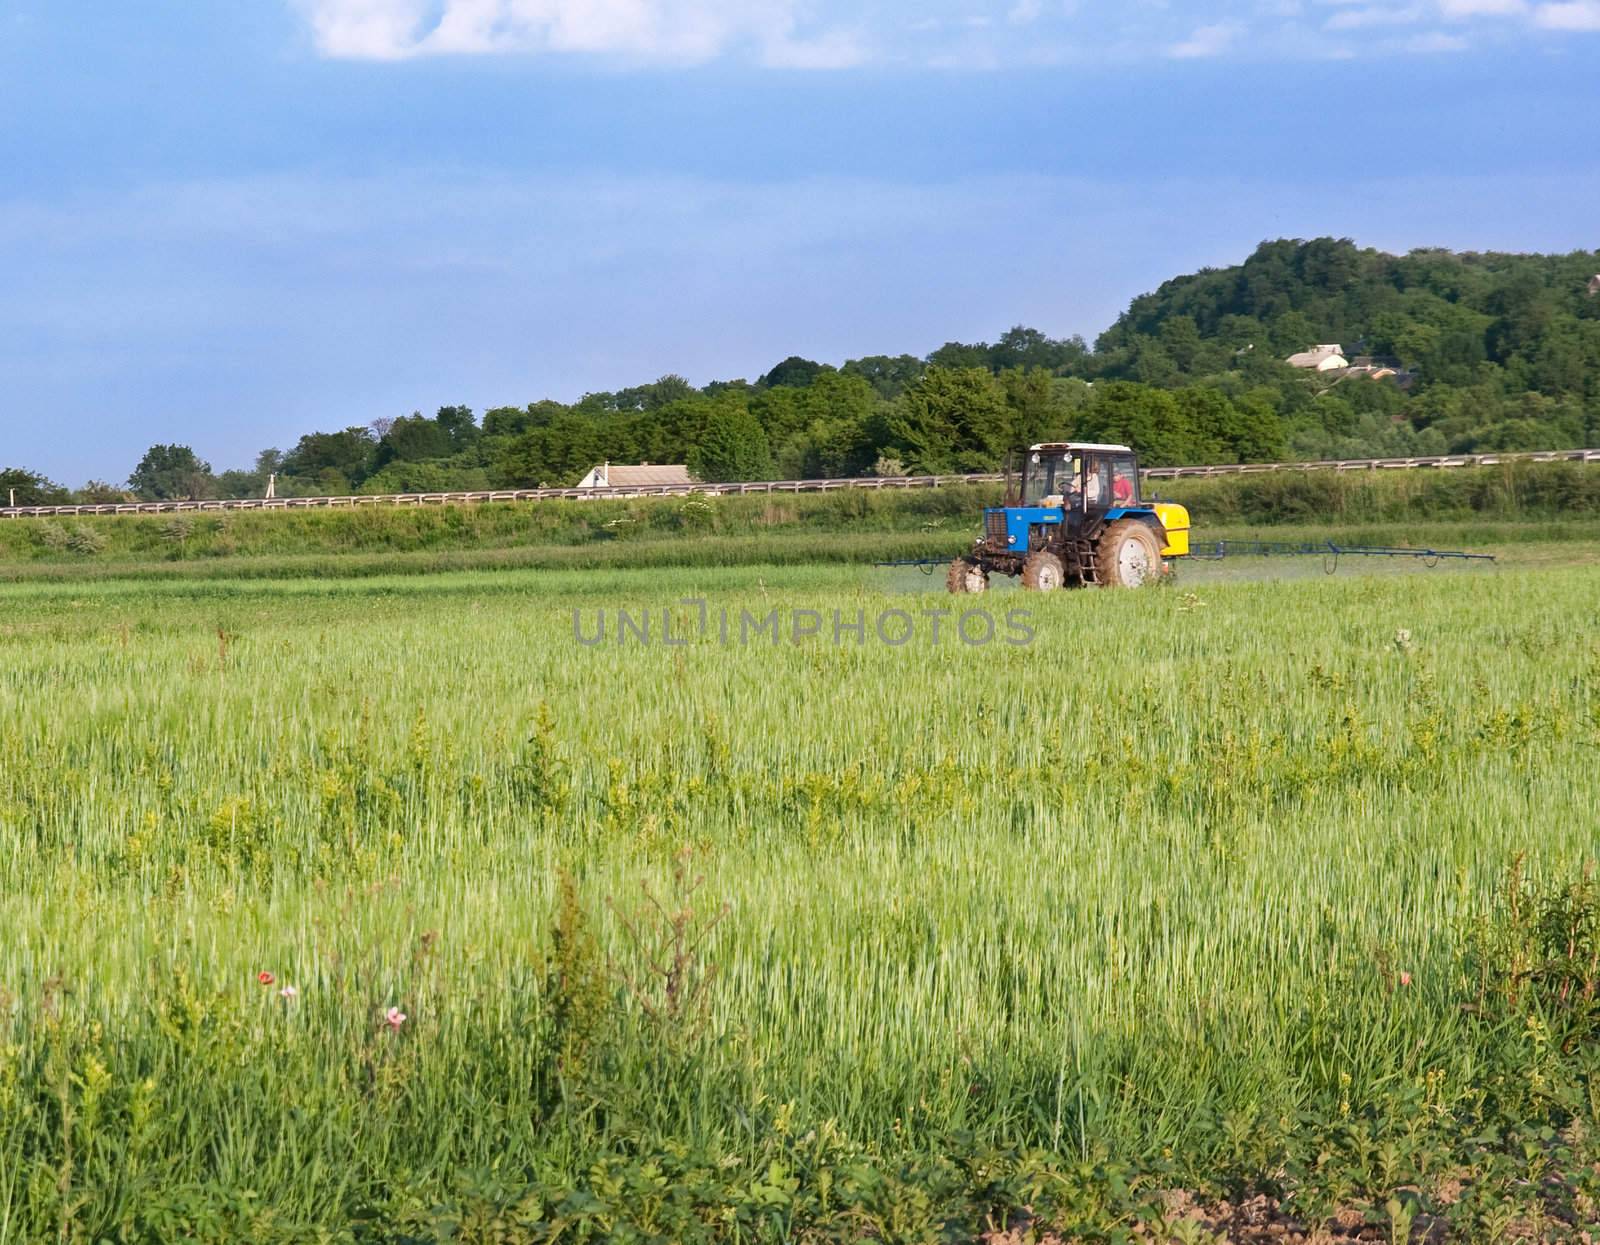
[6,238,1597,504]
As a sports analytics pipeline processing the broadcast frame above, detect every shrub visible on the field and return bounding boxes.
[66,525,107,556]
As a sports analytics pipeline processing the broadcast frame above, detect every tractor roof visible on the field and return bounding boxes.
[1028,442,1133,454]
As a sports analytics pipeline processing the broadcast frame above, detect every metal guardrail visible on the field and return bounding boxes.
[1140,447,1600,478]
[0,473,1005,518]
[3,448,1596,519]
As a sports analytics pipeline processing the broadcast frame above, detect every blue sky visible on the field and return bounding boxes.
[2,1,1597,483]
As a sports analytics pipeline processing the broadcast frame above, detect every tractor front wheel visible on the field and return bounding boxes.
[946,557,989,594]
[1095,520,1163,588]
[1020,551,1066,592]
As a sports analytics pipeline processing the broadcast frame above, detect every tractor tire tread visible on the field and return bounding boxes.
[1020,551,1066,592]
[946,556,988,594]
[1094,519,1163,588]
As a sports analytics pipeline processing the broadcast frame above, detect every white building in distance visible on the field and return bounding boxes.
[1285,344,1349,372]
[575,462,694,490]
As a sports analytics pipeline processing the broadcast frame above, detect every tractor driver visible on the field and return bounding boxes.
[1062,457,1083,506]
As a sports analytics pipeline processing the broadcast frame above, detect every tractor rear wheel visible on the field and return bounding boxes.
[1020,551,1066,592]
[946,556,988,594]
[1095,520,1162,588]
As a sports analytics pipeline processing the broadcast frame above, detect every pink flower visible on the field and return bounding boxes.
[279,985,298,1000]
[384,1006,407,1031]
[257,971,275,986]
[1399,972,1413,987]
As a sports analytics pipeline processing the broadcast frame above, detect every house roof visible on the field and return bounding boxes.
[1285,344,1347,368]
[594,463,694,487]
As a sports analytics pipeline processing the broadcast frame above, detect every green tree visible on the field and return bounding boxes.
[1158,316,1205,373]
[359,460,492,494]
[999,367,1071,449]
[0,467,70,506]
[1225,392,1290,462]
[689,404,773,482]
[890,366,1010,473]
[434,405,479,452]
[1267,311,1322,358]
[749,385,806,447]
[760,356,826,388]
[495,412,610,487]
[767,372,881,478]
[1170,387,1288,464]
[1076,383,1192,466]
[597,375,696,412]
[214,470,260,499]
[281,428,375,487]
[926,340,990,370]
[377,413,453,464]
[75,480,125,504]
[988,326,1089,374]
[127,445,215,500]
[482,405,532,438]
[1128,338,1180,387]
[841,354,925,399]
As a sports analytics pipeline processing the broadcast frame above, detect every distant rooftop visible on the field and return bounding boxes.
[1286,344,1348,370]
[578,462,694,489]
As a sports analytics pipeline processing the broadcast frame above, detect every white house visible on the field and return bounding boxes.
[1285,344,1349,372]
[575,462,694,490]
[1588,274,1600,297]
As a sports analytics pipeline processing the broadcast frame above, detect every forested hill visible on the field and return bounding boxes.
[1073,237,1600,467]
[1095,239,1600,398]
[6,239,1599,505]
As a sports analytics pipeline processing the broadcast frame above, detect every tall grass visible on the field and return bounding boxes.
[1162,457,1600,524]
[1,562,1598,1240]
[0,486,996,567]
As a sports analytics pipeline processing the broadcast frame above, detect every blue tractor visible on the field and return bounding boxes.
[947,442,1191,592]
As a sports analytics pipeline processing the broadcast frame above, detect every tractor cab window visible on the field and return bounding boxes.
[1110,457,1138,506]
[1021,453,1046,505]
[1022,453,1076,507]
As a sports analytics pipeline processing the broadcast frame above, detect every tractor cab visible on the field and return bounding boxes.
[985,443,1143,555]
[950,442,1191,593]
[1018,444,1140,513]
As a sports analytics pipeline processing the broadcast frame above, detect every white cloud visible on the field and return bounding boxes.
[1533,0,1600,26]
[1435,0,1527,16]
[295,0,431,59]
[289,0,1600,67]
[293,0,862,65]
[1325,4,1426,28]
[761,29,868,68]
[1167,20,1243,56]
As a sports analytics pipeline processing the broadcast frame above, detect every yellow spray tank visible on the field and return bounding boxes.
[1149,501,1190,558]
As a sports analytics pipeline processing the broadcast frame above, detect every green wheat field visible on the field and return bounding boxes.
[2,554,1599,1242]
